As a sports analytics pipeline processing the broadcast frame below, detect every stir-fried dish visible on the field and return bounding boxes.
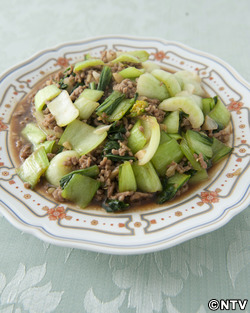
[11,49,233,212]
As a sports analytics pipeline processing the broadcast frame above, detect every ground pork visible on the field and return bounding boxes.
[69,85,86,101]
[208,124,232,143]
[54,71,64,82]
[180,118,201,132]
[137,96,164,123]
[118,140,133,156]
[19,144,32,161]
[96,112,110,124]
[144,103,165,123]
[78,154,97,169]
[110,191,153,202]
[129,192,154,202]
[167,159,192,175]
[194,153,207,169]
[97,157,117,198]
[52,187,65,202]
[176,162,192,174]
[63,156,79,168]
[47,153,56,161]
[120,117,135,139]
[66,66,102,90]
[122,117,135,132]
[43,107,50,114]
[98,157,115,179]
[73,71,85,84]
[42,113,57,130]
[213,131,230,143]
[89,145,105,164]
[60,154,98,169]
[53,68,77,90]
[109,191,134,202]
[110,62,124,73]
[94,188,106,202]
[92,113,105,126]
[145,98,160,106]
[113,79,137,98]
[45,79,54,86]
[46,134,58,141]
[84,69,101,85]
[180,117,191,130]
[100,50,117,62]
[42,110,63,137]
[107,181,117,198]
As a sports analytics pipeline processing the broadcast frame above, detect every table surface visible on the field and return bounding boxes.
[0,0,249,312]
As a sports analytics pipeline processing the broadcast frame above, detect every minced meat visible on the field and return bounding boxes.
[52,187,65,202]
[19,144,32,161]
[42,113,57,130]
[113,79,137,98]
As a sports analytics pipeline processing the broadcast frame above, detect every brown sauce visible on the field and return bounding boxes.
[9,70,227,213]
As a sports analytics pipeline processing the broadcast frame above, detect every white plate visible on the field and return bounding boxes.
[0,35,249,254]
